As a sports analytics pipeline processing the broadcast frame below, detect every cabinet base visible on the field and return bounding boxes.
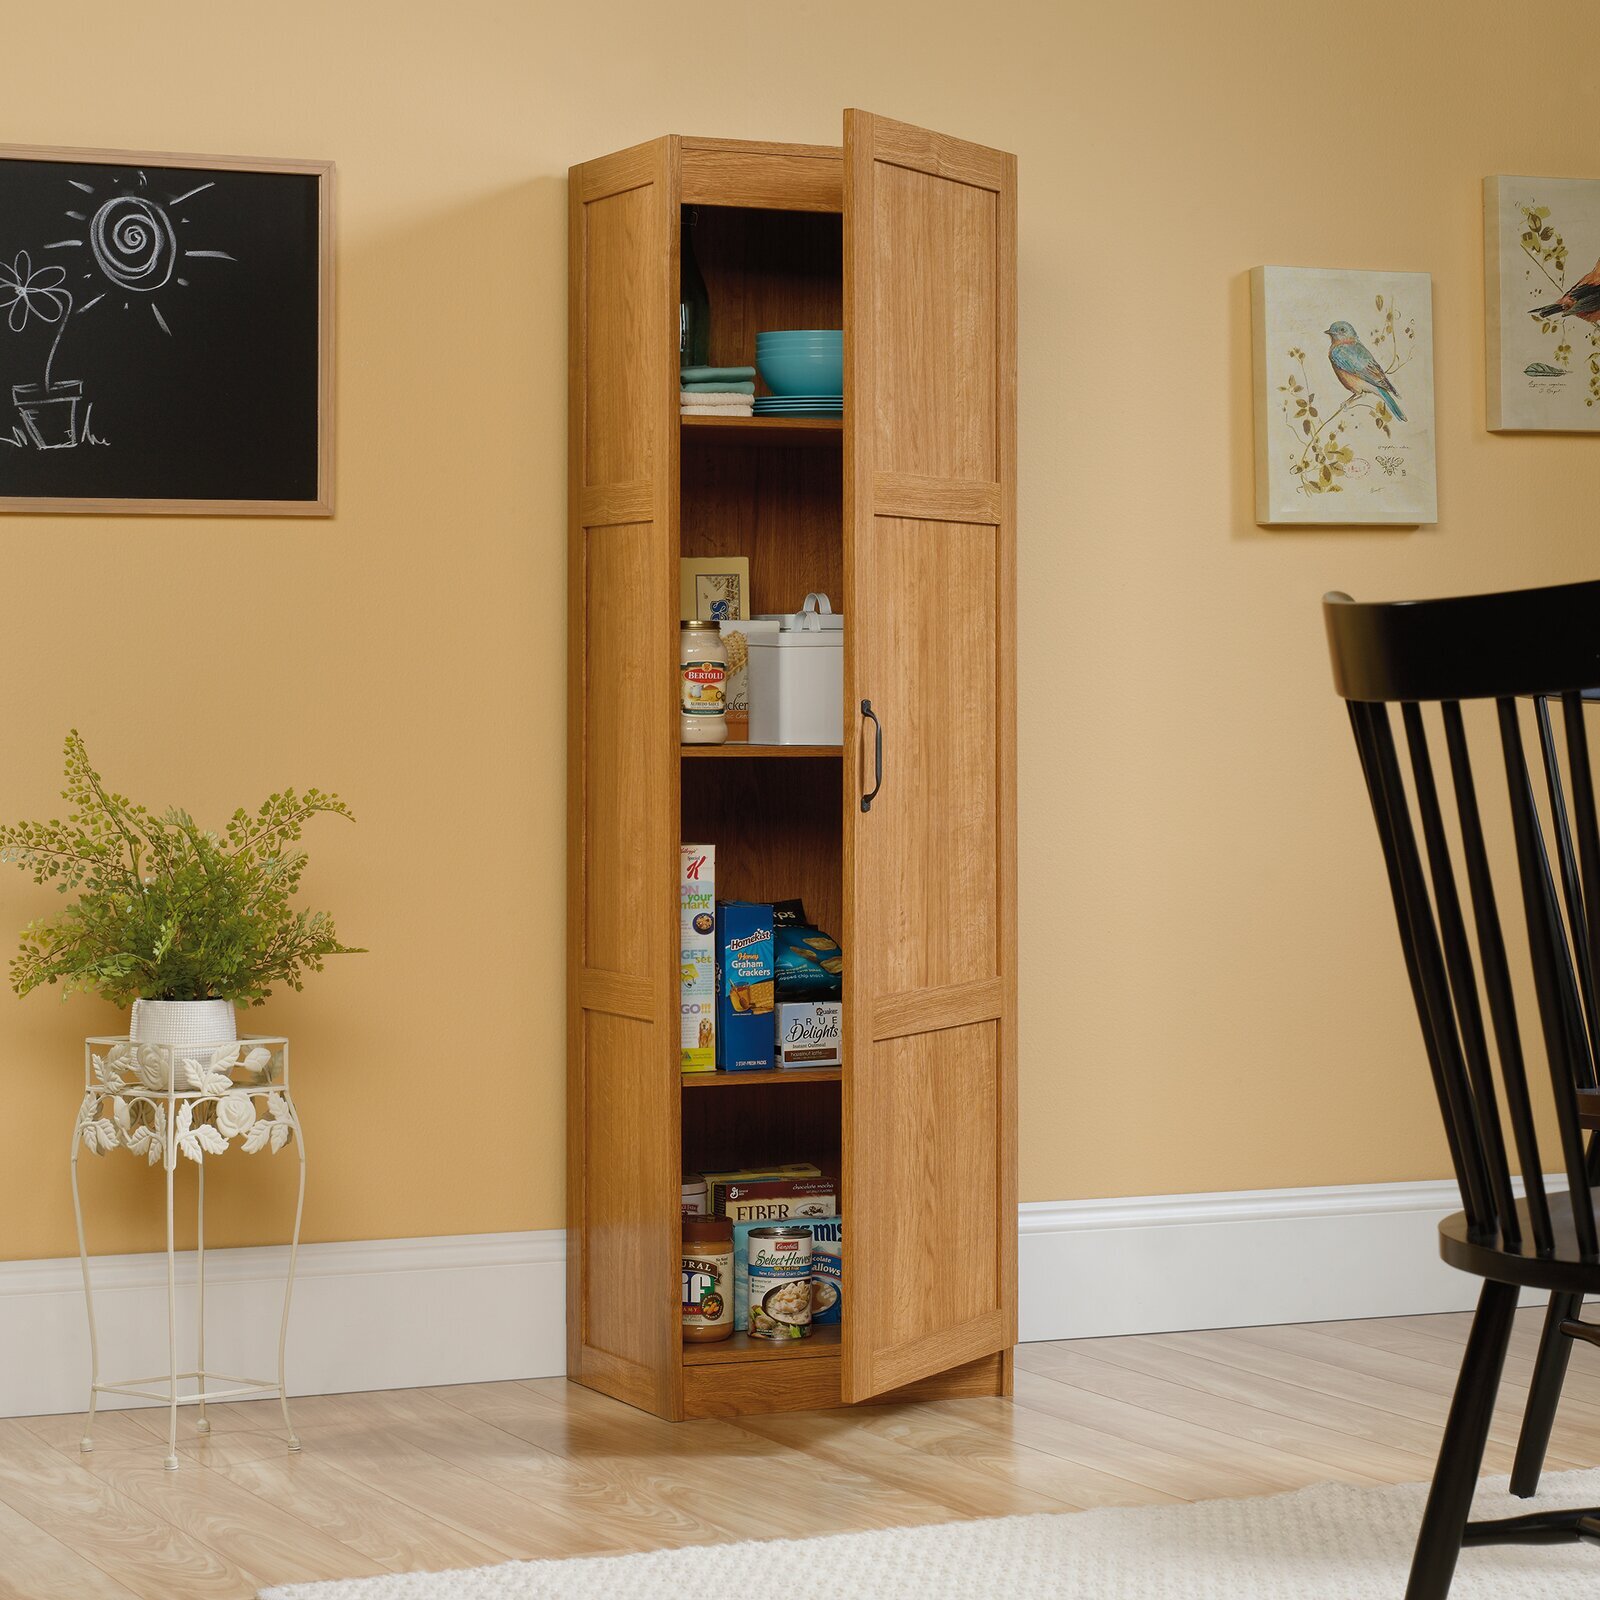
[684,1346,1009,1418]
[568,1343,1011,1420]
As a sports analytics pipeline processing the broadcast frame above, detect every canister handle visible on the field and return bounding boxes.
[792,592,833,632]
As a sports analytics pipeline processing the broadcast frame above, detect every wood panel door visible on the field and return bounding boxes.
[566,137,683,1417]
[841,111,1017,1402]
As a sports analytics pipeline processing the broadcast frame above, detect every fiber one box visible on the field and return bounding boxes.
[723,1176,837,1223]
[679,845,716,1072]
[701,1164,821,1218]
[775,1000,842,1068]
[715,900,775,1071]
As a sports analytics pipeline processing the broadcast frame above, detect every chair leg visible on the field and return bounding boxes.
[1512,1291,1582,1499]
[1406,1279,1519,1600]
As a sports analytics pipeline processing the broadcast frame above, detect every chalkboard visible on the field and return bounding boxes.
[0,147,332,515]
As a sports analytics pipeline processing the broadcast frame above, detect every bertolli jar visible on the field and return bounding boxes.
[679,621,728,745]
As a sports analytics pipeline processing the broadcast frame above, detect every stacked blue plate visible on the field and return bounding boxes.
[756,329,843,413]
[753,396,843,418]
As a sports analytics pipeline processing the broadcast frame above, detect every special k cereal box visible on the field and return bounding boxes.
[680,845,716,1072]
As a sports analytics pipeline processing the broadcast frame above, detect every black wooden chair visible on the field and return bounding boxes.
[1324,580,1600,1600]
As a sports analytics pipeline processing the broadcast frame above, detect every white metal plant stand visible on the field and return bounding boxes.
[70,1034,304,1470]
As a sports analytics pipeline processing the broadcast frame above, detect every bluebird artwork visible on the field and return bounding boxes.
[1324,321,1406,422]
[1253,265,1436,526]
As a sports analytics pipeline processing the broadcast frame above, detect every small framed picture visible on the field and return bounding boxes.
[1251,265,1437,526]
[678,556,749,623]
[1485,175,1600,432]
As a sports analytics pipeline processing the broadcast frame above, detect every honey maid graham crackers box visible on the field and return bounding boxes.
[715,900,775,1071]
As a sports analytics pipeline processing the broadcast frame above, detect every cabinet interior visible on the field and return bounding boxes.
[689,204,842,378]
[681,1079,842,1181]
[678,199,846,1377]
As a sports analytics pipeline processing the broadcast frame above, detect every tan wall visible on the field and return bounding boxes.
[1,0,1592,1260]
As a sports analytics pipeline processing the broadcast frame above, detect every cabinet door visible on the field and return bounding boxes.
[841,111,1017,1401]
[567,137,683,1417]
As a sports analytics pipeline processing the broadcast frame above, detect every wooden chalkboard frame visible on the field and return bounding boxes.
[0,144,334,517]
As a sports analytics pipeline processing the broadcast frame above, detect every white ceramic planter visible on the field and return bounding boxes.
[129,998,239,1052]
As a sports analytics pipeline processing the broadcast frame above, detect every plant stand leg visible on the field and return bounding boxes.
[70,1119,98,1455]
[164,1131,179,1471]
[278,1095,304,1453]
[194,1160,209,1437]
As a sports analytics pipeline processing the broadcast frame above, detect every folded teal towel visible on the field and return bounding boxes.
[681,381,755,394]
[679,365,756,384]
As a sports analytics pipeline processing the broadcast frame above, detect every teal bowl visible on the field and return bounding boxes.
[757,329,842,341]
[757,335,842,350]
[757,343,844,397]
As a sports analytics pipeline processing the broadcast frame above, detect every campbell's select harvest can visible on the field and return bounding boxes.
[746,1226,813,1341]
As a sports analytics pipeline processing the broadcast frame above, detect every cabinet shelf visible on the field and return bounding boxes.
[682,744,841,759]
[681,415,841,447]
[682,1066,842,1088]
[682,1326,841,1365]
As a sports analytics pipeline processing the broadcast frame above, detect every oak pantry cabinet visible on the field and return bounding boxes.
[566,111,1016,1420]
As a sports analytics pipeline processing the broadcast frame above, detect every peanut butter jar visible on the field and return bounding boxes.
[682,1216,734,1342]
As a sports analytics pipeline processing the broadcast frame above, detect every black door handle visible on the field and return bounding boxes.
[860,700,883,812]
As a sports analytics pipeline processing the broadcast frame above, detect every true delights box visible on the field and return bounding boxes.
[775,1000,842,1068]
[679,845,716,1072]
[715,901,775,1071]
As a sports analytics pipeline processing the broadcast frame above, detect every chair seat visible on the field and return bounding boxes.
[1441,1190,1600,1293]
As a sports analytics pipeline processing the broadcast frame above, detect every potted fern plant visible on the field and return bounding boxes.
[0,732,361,1060]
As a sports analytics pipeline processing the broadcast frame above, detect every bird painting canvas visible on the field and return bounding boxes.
[1486,175,1600,431]
[1251,265,1437,526]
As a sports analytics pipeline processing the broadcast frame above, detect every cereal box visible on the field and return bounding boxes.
[715,901,775,1071]
[700,1164,820,1217]
[723,1176,837,1223]
[679,845,716,1072]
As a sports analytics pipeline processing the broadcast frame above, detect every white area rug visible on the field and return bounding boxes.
[260,1470,1600,1598]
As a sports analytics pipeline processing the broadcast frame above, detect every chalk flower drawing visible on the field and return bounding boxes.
[0,252,70,333]
[0,251,83,451]
[2,169,235,452]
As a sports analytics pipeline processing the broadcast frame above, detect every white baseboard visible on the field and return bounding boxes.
[1018,1179,1548,1341]
[0,1230,566,1419]
[0,1179,1542,1418]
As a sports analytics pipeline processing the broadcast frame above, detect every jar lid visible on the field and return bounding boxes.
[681,619,719,630]
[683,1217,732,1244]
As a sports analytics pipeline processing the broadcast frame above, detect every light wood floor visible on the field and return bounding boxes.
[3,1307,1598,1598]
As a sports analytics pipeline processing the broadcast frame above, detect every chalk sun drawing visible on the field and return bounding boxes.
[1,169,235,451]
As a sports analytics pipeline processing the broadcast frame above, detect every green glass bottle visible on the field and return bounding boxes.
[680,209,711,369]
